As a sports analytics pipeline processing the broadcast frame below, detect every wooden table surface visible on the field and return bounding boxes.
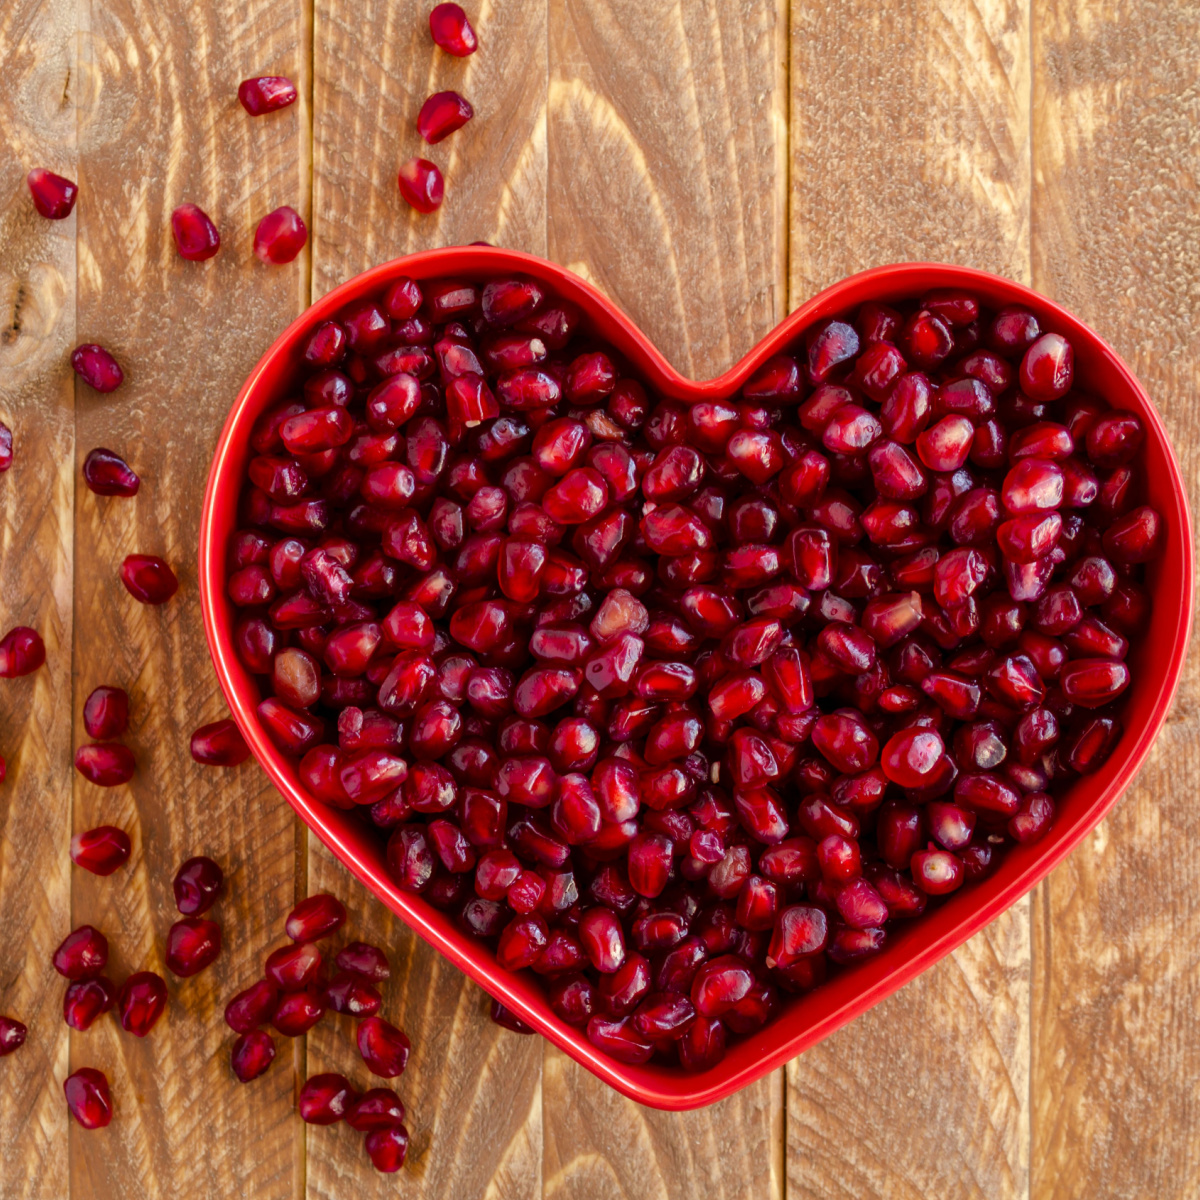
[1,0,1197,1196]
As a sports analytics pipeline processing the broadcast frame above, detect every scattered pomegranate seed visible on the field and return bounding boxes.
[120,554,178,604]
[83,686,129,739]
[64,977,117,1031]
[225,979,281,1033]
[417,91,474,144]
[63,1068,112,1128]
[238,76,298,115]
[490,998,534,1033]
[0,422,12,472]
[357,1016,411,1078]
[335,941,390,982]
[346,1087,406,1132]
[285,892,346,942]
[0,626,45,677]
[170,203,221,261]
[254,206,308,264]
[190,718,250,766]
[429,2,477,55]
[27,168,78,218]
[82,447,140,496]
[70,826,132,875]
[365,1125,411,1173]
[173,856,224,915]
[231,1029,276,1081]
[398,159,444,213]
[53,925,108,979]
[74,743,135,786]
[299,1073,356,1124]
[117,970,168,1035]
[272,989,325,1036]
[166,918,222,977]
[71,344,123,392]
[0,1015,27,1056]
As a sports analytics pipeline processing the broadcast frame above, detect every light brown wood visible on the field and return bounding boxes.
[67,0,310,1194]
[787,3,1033,1198]
[0,1,76,1195]
[1030,3,1200,1196]
[306,1,548,1195]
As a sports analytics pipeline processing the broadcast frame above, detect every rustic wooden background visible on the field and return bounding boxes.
[0,0,1196,1196]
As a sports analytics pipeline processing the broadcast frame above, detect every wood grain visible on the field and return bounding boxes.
[307,1,548,1196]
[1030,3,1200,1196]
[788,3,1033,1198]
[0,0,76,1194]
[68,0,310,1195]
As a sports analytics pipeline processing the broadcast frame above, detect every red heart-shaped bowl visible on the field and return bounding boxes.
[199,247,1192,1110]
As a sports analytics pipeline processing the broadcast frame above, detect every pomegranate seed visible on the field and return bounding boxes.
[911,847,964,894]
[74,743,136,786]
[170,203,221,260]
[417,90,474,143]
[231,1029,277,1081]
[70,826,131,876]
[120,554,178,604]
[429,2,478,54]
[0,626,45,677]
[83,686,129,739]
[398,159,444,213]
[0,422,11,472]
[174,856,223,914]
[299,1073,356,1124]
[225,979,281,1033]
[490,999,535,1033]
[1020,333,1074,401]
[166,918,222,977]
[357,1016,411,1077]
[286,893,346,942]
[64,1068,112,1128]
[82,447,141,497]
[365,1126,411,1173]
[0,1015,27,1056]
[238,75,298,114]
[190,718,250,766]
[115,970,168,1036]
[27,167,77,218]
[272,989,325,1036]
[254,206,307,264]
[347,1087,406,1132]
[324,971,382,1016]
[63,977,116,1030]
[71,344,124,392]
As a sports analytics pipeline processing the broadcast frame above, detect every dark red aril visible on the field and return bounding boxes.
[357,1016,412,1077]
[254,206,307,264]
[231,1030,277,1081]
[120,554,178,604]
[165,918,222,977]
[28,167,78,218]
[0,626,46,677]
[70,826,132,876]
[398,159,444,213]
[171,203,221,260]
[83,447,140,496]
[238,75,298,115]
[285,893,347,942]
[417,90,474,143]
[64,1068,112,1128]
[117,971,168,1035]
[173,856,224,915]
[429,2,478,55]
[71,344,124,392]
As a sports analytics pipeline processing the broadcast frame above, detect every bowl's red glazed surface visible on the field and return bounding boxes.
[199,248,1193,1111]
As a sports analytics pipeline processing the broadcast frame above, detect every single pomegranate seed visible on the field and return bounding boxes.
[299,1073,356,1124]
[120,554,178,604]
[170,203,221,260]
[62,975,115,1031]
[64,1068,112,1128]
[347,1087,406,1132]
[911,847,964,894]
[336,942,391,982]
[231,1029,277,1081]
[365,1125,411,1173]
[429,2,478,54]
[324,971,382,1016]
[254,206,307,264]
[0,1015,27,1056]
[417,90,474,143]
[238,75,298,114]
[71,344,124,392]
[357,1016,411,1078]
[70,826,132,876]
[225,979,281,1033]
[398,159,444,213]
[173,856,223,914]
[490,999,535,1033]
[28,167,78,218]
[0,626,45,677]
[190,718,250,766]
[1020,333,1074,401]
[272,989,325,1036]
[1060,658,1131,708]
[118,971,168,1035]
[166,918,222,977]
[286,893,346,942]
[74,742,136,786]
[82,685,129,739]
[83,447,140,496]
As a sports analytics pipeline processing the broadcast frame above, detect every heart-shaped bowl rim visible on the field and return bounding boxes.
[200,247,1193,1110]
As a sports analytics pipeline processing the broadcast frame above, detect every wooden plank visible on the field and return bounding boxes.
[1030,3,1200,1195]
[0,0,76,1194]
[70,0,310,1195]
[542,3,786,1197]
[307,1,548,1196]
[787,3,1033,1198]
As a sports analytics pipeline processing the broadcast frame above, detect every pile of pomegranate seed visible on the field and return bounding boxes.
[224,894,412,1171]
[226,276,1160,1073]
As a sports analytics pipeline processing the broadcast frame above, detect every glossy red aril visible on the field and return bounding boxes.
[171,203,220,260]
[1020,333,1073,401]
[71,826,131,876]
[0,626,46,676]
[337,942,391,982]
[272,990,325,1036]
[0,1016,26,1057]
[418,90,474,143]
[910,847,964,895]
[166,918,222,977]
[347,1087,406,1132]
[365,1126,411,1173]
[225,979,281,1033]
[232,1030,277,1081]
[430,2,477,54]
[28,167,77,218]
[120,554,178,604]
[83,685,129,739]
[71,344,124,392]
[74,742,136,786]
[254,206,307,264]
[190,718,250,766]
[118,970,168,1035]
[53,926,108,980]
[299,1074,356,1124]
[64,977,117,1030]
[174,856,223,914]
[324,971,382,1016]
[286,893,346,942]
[64,1068,112,1128]
[398,159,444,213]
[238,75,298,114]
[357,1016,411,1077]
